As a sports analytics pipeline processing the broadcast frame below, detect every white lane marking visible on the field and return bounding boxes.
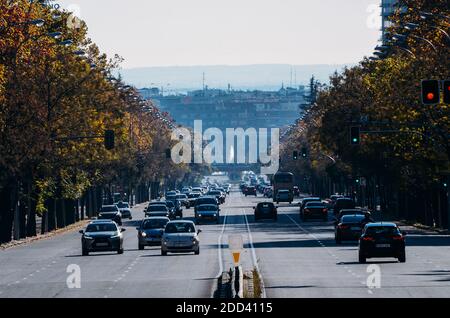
[242,209,266,298]
[215,209,229,278]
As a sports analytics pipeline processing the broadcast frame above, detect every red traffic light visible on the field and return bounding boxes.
[444,80,450,104]
[421,80,440,105]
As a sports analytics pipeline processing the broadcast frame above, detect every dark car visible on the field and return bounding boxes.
[333,198,356,216]
[207,190,225,204]
[335,215,368,244]
[187,192,201,208]
[334,209,367,227]
[116,201,132,220]
[195,204,220,224]
[137,217,170,250]
[176,194,189,208]
[254,202,277,221]
[80,220,125,256]
[195,196,219,212]
[98,205,122,226]
[145,204,170,218]
[300,201,328,221]
[165,196,183,217]
[163,200,180,219]
[299,197,321,216]
[244,186,257,197]
[359,223,406,263]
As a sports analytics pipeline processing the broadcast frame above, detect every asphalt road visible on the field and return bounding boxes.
[1,189,450,298]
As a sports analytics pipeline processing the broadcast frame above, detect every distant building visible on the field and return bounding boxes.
[144,87,307,164]
[138,87,161,99]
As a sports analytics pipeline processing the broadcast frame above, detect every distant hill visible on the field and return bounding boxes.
[118,64,351,92]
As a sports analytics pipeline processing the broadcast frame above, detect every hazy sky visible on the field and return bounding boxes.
[57,0,381,69]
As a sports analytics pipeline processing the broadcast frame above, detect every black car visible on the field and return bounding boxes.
[116,201,132,220]
[333,198,356,216]
[359,223,406,263]
[335,215,368,244]
[145,204,171,218]
[254,202,277,221]
[300,201,328,221]
[80,220,125,256]
[334,209,367,228]
[137,217,170,249]
[98,205,122,226]
[187,192,201,208]
[244,186,257,197]
[299,197,321,216]
[207,190,225,204]
[195,196,219,212]
[165,197,183,217]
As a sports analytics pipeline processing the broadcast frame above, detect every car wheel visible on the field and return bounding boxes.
[138,244,144,250]
[335,237,342,244]
[129,217,133,220]
[359,254,366,263]
[398,252,406,263]
[82,248,89,256]
[195,248,200,255]
[117,248,124,255]
[161,249,167,256]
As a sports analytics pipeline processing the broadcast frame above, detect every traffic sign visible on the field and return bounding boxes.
[228,235,243,267]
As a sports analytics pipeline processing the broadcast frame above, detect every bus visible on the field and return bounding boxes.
[272,172,294,203]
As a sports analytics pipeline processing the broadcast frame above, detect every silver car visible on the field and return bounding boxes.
[195,204,220,224]
[161,221,201,256]
[137,217,170,250]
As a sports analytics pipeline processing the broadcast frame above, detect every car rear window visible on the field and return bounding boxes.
[341,215,366,223]
[365,226,400,236]
[305,202,325,208]
[148,205,168,212]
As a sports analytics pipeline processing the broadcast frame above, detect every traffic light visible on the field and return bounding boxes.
[350,127,360,145]
[293,151,298,160]
[301,147,308,159]
[443,80,450,104]
[104,130,115,150]
[421,80,440,105]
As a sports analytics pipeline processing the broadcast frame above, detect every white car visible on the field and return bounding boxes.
[161,221,201,255]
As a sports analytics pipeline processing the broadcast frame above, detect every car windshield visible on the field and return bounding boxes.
[166,195,176,201]
[365,226,400,236]
[86,224,117,232]
[165,222,196,234]
[148,205,167,212]
[176,195,187,199]
[306,203,325,208]
[116,202,129,208]
[337,199,355,206]
[197,198,216,205]
[142,219,169,229]
[100,206,118,212]
[198,205,217,211]
[188,193,201,198]
[341,215,366,223]
[208,191,221,195]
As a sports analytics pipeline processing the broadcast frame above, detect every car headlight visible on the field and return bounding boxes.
[141,232,147,237]
[198,214,202,217]
[111,234,121,239]
[192,238,198,244]
[84,236,94,240]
